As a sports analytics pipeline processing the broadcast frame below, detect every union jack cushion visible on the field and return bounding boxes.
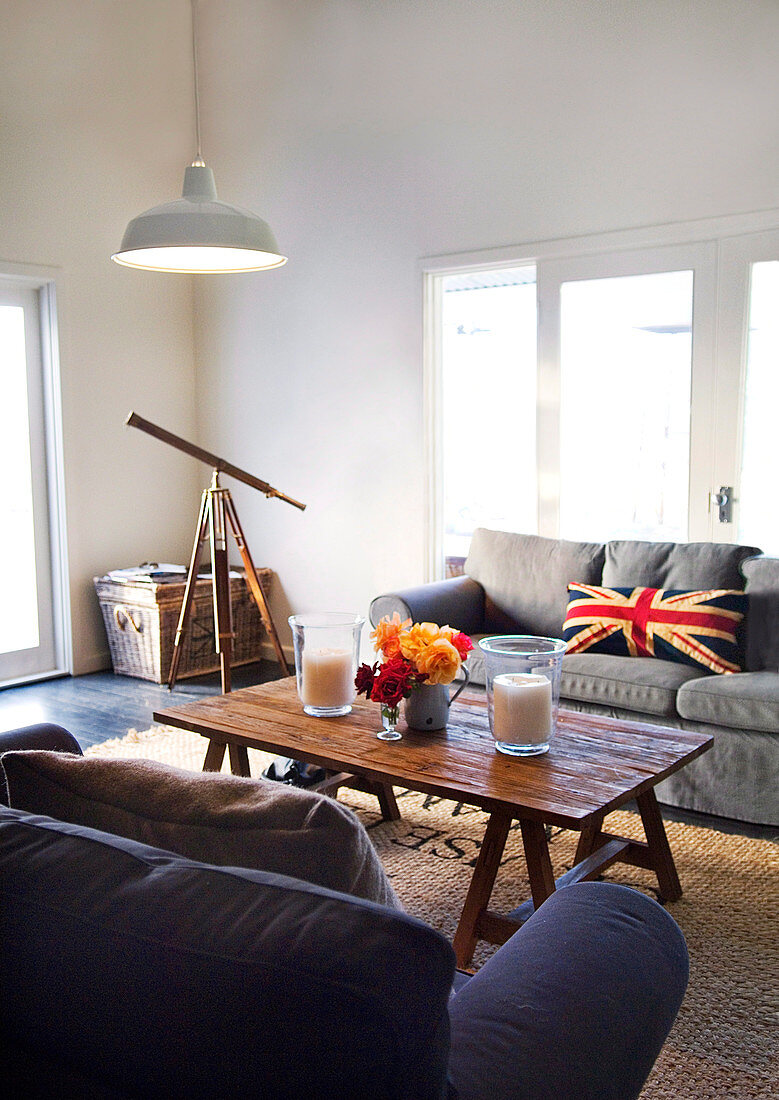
[562,584,747,674]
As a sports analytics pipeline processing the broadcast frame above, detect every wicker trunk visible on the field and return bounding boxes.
[94,569,272,683]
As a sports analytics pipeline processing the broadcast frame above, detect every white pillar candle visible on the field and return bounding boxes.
[301,648,355,708]
[492,673,553,744]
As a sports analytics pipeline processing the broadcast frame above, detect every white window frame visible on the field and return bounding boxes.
[422,208,779,581]
[0,263,70,685]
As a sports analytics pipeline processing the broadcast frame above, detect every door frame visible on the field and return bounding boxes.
[715,230,779,546]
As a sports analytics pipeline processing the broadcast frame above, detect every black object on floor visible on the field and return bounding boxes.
[262,756,328,788]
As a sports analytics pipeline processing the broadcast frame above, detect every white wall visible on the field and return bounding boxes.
[0,0,201,672]
[193,0,779,652]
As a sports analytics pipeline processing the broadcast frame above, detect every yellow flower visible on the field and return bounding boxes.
[414,638,462,685]
[399,622,442,666]
[370,612,411,659]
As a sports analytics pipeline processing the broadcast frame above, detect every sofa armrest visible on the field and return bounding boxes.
[0,724,82,806]
[370,576,486,636]
[447,881,688,1100]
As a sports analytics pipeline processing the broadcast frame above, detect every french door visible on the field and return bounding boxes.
[0,277,67,684]
[536,243,718,543]
[426,220,779,578]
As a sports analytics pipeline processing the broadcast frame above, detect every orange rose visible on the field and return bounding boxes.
[398,622,442,667]
[370,612,411,659]
[414,637,462,685]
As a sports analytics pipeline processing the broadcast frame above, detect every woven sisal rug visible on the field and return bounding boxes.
[87,726,779,1099]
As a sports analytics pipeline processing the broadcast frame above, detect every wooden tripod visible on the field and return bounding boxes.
[168,469,290,692]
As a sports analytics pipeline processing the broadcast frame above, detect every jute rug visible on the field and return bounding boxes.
[87,726,779,1099]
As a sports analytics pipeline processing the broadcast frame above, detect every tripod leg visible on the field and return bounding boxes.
[168,490,210,690]
[224,494,290,676]
[210,489,234,694]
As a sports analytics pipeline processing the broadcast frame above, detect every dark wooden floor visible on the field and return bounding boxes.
[0,662,283,749]
[0,665,775,841]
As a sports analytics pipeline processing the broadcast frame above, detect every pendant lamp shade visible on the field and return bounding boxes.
[112,165,286,274]
[112,1,285,274]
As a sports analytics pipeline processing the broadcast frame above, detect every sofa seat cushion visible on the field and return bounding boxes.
[602,539,761,591]
[0,751,399,908]
[0,807,454,1100]
[560,654,708,717]
[676,671,779,733]
[465,529,605,638]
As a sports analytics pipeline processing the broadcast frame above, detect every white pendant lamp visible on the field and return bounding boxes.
[112,0,286,274]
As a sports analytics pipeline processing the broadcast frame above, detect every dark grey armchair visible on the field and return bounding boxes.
[0,723,688,1099]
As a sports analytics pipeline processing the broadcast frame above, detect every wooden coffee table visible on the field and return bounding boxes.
[154,677,712,967]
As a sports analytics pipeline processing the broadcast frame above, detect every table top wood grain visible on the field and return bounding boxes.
[154,676,713,828]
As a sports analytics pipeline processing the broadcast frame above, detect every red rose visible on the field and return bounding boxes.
[354,662,378,697]
[452,632,474,660]
[370,657,415,707]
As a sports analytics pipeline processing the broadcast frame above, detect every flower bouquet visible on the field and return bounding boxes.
[355,614,473,740]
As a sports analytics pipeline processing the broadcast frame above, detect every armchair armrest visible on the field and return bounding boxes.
[0,724,82,757]
[370,575,485,636]
[447,881,688,1100]
[0,724,82,806]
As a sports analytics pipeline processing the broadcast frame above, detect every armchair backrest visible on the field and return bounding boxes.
[0,806,456,1100]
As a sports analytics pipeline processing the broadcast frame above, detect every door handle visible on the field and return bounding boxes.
[711,486,733,524]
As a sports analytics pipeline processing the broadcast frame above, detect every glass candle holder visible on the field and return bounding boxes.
[478,636,567,756]
[289,613,365,717]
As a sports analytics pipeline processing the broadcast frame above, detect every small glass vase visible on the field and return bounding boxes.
[377,703,402,741]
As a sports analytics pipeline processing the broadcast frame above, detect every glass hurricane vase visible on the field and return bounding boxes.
[377,703,402,741]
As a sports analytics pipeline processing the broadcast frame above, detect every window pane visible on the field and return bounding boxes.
[441,268,537,567]
[739,261,779,553]
[559,271,693,543]
[0,305,39,653]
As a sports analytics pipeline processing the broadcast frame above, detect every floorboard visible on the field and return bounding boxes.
[0,663,283,749]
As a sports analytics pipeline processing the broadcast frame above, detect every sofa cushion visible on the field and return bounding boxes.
[602,540,761,590]
[0,751,399,908]
[465,529,605,639]
[560,654,707,717]
[562,585,747,674]
[0,806,454,1100]
[741,556,779,672]
[676,672,779,733]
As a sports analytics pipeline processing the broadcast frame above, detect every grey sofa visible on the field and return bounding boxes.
[370,529,779,827]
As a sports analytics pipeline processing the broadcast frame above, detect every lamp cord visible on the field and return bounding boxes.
[191,0,204,165]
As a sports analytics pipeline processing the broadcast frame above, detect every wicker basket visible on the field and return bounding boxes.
[94,569,272,683]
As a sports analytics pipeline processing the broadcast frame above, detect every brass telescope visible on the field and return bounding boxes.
[126,411,305,693]
[126,411,306,511]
